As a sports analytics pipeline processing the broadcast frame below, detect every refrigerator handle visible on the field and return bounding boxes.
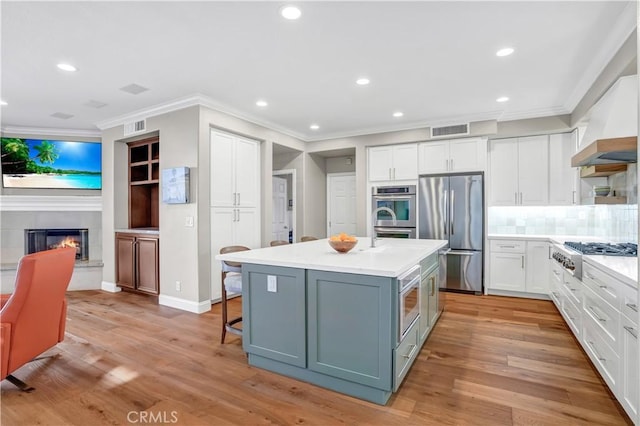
[443,189,448,236]
[450,189,455,235]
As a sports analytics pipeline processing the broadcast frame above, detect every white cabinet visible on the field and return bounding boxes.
[489,136,549,206]
[418,137,487,174]
[620,312,638,421]
[548,130,579,205]
[489,240,525,292]
[489,239,550,296]
[368,144,417,182]
[210,129,261,301]
[211,131,260,208]
[525,241,550,294]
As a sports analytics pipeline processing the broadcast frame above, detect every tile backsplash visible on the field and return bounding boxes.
[488,204,638,243]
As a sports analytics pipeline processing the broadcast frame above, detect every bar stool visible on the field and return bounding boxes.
[220,245,250,344]
[300,236,318,242]
[270,240,289,246]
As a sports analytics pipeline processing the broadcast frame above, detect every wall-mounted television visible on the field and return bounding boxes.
[1,138,102,189]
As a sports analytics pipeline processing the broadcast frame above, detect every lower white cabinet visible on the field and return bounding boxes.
[489,238,549,296]
[621,312,638,421]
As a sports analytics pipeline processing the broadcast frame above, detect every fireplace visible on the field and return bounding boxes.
[25,228,89,261]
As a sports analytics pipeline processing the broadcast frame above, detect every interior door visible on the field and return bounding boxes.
[272,176,289,241]
[327,173,356,237]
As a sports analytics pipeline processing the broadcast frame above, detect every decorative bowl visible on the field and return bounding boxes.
[328,239,358,253]
[594,186,611,197]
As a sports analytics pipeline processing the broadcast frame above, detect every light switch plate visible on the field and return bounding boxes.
[267,275,277,292]
[185,216,194,227]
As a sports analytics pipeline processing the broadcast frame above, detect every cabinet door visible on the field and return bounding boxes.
[210,131,236,207]
[307,270,394,391]
[234,138,260,208]
[235,208,261,249]
[548,132,578,205]
[525,241,550,294]
[392,144,418,180]
[368,146,394,182]
[518,135,549,205]
[449,138,486,172]
[115,234,136,290]
[428,270,439,326]
[489,139,519,205]
[136,236,159,295]
[489,252,525,291]
[620,315,638,420]
[418,141,449,174]
[211,208,236,301]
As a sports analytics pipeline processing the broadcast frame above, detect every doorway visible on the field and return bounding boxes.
[272,169,296,243]
[327,173,357,237]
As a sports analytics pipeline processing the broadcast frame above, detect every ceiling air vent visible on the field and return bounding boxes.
[124,119,146,136]
[430,123,469,138]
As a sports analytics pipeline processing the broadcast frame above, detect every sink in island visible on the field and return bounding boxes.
[216,237,448,404]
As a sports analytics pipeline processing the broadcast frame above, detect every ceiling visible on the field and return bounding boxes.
[1,1,636,142]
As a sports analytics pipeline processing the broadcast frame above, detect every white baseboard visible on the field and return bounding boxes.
[486,288,550,300]
[101,281,122,293]
[159,294,211,314]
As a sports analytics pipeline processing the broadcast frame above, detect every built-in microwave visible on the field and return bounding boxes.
[398,265,421,342]
[372,185,417,228]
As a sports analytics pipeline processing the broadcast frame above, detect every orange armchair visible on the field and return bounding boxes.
[1,247,76,391]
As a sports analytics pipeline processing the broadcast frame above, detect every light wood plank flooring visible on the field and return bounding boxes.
[1,291,632,425]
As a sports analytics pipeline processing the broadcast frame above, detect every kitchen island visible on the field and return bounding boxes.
[216,237,447,404]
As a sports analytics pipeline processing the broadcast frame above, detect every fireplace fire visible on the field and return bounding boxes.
[25,229,89,261]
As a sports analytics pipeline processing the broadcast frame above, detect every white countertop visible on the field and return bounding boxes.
[216,238,448,278]
[488,233,638,288]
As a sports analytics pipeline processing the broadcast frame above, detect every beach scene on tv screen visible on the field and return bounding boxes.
[1,138,102,189]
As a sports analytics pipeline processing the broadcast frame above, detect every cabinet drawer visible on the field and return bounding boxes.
[561,296,582,338]
[549,278,563,309]
[490,240,525,253]
[550,262,563,285]
[620,284,638,326]
[583,285,619,351]
[583,263,621,310]
[583,319,620,390]
[561,272,582,307]
[394,318,420,391]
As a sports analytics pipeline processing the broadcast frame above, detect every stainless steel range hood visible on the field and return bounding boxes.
[571,75,638,167]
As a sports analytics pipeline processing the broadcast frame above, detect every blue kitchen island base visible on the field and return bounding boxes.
[249,354,393,405]
[215,238,447,405]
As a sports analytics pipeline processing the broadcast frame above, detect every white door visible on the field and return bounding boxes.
[548,132,578,205]
[489,252,525,291]
[518,135,549,205]
[418,141,449,174]
[235,137,260,208]
[449,138,486,172]
[272,176,289,241]
[210,131,236,207]
[368,146,394,182]
[327,173,357,237]
[210,207,235,301]
[525,241,550,294]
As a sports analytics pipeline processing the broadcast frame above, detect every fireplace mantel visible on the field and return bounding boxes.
[0,195,102,211]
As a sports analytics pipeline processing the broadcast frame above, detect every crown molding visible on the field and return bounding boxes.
[1,126,101,139]
[563,1,637,113]
[0,195,102,211]
[498,105,571,122]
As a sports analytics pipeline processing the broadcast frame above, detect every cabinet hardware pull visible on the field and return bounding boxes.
[430,276,436,296]
[623,325,638,339]
[403,344,417,359]
[519,192,523,204]
[586,341,606,362]
[626,303,638,312]
[499,245,515,248]
[450,159,454,170]
[237,193,240,205]
[572,191,576,204]
[587,306,607,322]
[521,256,524,269]
[445,159,449,170]
[598,285,608,289]
[450,190,455,235]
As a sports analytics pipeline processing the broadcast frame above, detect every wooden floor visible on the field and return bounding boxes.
[1,291,632,425]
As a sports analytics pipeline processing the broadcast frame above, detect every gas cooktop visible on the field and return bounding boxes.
[564,241,637,257]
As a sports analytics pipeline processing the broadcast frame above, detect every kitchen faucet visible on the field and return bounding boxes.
[371,207,397,248]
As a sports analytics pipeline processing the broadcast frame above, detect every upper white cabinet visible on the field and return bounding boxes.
[211,131,260,208]
[548,130,579,205]
[489,135,549,206]
[368,143,418,182]
[418,137,487,174]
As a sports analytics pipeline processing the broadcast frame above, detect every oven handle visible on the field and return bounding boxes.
[376,228,414,235]
[446,250,477,256]
[373,195,414,201]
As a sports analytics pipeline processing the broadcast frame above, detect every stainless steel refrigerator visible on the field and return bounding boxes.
[418,173,483,294]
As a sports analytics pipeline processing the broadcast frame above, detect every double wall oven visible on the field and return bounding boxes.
[372,185,417,239]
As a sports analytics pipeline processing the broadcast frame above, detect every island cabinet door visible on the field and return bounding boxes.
[307,270,396,391]
[242,265,307,368]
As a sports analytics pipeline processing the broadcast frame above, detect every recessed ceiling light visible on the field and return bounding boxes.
[256,100,268,107]
[356,78,370,86]
[57,63,77,72]
[0,100,7,106]
[280,5,301,20]
[310,124,319,130]
[496,47,514,57]
[496,96,510,102]
[393,112,404,118]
